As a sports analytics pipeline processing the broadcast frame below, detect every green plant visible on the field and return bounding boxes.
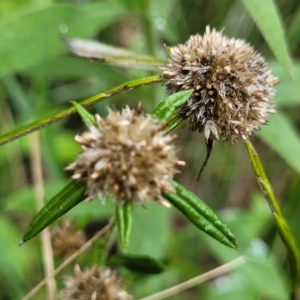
[1,0,300,299]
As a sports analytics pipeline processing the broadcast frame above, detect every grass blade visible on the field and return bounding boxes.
[241,0,294,78]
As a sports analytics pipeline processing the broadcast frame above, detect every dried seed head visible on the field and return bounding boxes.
[66,106,183,204]
[162,26,279,142]
[59,265,132,300]
[51,220,86,258]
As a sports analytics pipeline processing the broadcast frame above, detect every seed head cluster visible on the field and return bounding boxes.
[51,220,86,258]
[66,107,184,204]
[59,265,132,300]
[162,26,279,142]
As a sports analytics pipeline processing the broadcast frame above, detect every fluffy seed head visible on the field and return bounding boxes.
[162,26,279,142]
[59,265,132,300]
[51,220,86,258]
[66,107,183,204]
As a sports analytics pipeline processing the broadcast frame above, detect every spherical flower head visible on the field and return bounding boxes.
[59,265,132,300]
[162,26,279,142]
[66,106,184,204]
[51,220,86,258]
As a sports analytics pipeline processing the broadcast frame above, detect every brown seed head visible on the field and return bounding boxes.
[59,265,132,300]
[51,220,86,258]
[66,106,183,204]
[162,26,279,142]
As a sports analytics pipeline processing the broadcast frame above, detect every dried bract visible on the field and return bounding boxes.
[59,265,132,300]
[66,107,184,204]
[162,26,279,142]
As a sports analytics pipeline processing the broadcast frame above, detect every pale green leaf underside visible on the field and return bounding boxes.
[241,0,294,79]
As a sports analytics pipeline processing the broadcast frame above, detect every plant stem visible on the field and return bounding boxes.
[245,140,299,294]
[139,256,246,300]
[0,75,162,146]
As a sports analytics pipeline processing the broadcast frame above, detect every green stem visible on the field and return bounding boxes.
[0,75,162,146]
[245,140,299,293]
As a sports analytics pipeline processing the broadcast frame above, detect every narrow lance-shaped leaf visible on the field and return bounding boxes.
[245,140,300,292]
[21,180,87,245]
[108,254,166,274]
[0,75,162,146]
[115,202,133,253]
[71,101,96,127]
[151,89,193,122]
[162,181,238,249]
[241,0,294,79]
[173,181,237,246]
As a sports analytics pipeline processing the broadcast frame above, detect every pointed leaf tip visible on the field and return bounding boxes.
[163,181,238,249]
[71,101,96,127]
[22,180,86,243]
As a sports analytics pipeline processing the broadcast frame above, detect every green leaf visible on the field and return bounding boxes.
[108,254,166,274]
[0,75,162,146]
[71,101,96,128]
[0,3,126,76]
[163,181,238,249]
[21,180,86,244]
[258,112,300,174]
[151,90,193,122]
[115,202,133,253]
[241,0,294,79]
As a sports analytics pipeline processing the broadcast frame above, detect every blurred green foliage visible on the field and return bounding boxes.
[1,0,300,299]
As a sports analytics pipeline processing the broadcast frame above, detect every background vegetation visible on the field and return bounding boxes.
[1,0,300,299]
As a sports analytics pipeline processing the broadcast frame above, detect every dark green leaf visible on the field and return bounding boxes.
[109,254,166,274]
[21,180,86,244]
[173,181,237,245]
[163,181,238,249]
[241,0,294,78]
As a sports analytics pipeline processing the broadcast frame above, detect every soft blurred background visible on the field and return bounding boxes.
[0,0,300,299]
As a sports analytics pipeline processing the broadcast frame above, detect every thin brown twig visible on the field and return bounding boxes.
[29,133,56,300]
[22,221,112,300]
[139,256,246,300]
